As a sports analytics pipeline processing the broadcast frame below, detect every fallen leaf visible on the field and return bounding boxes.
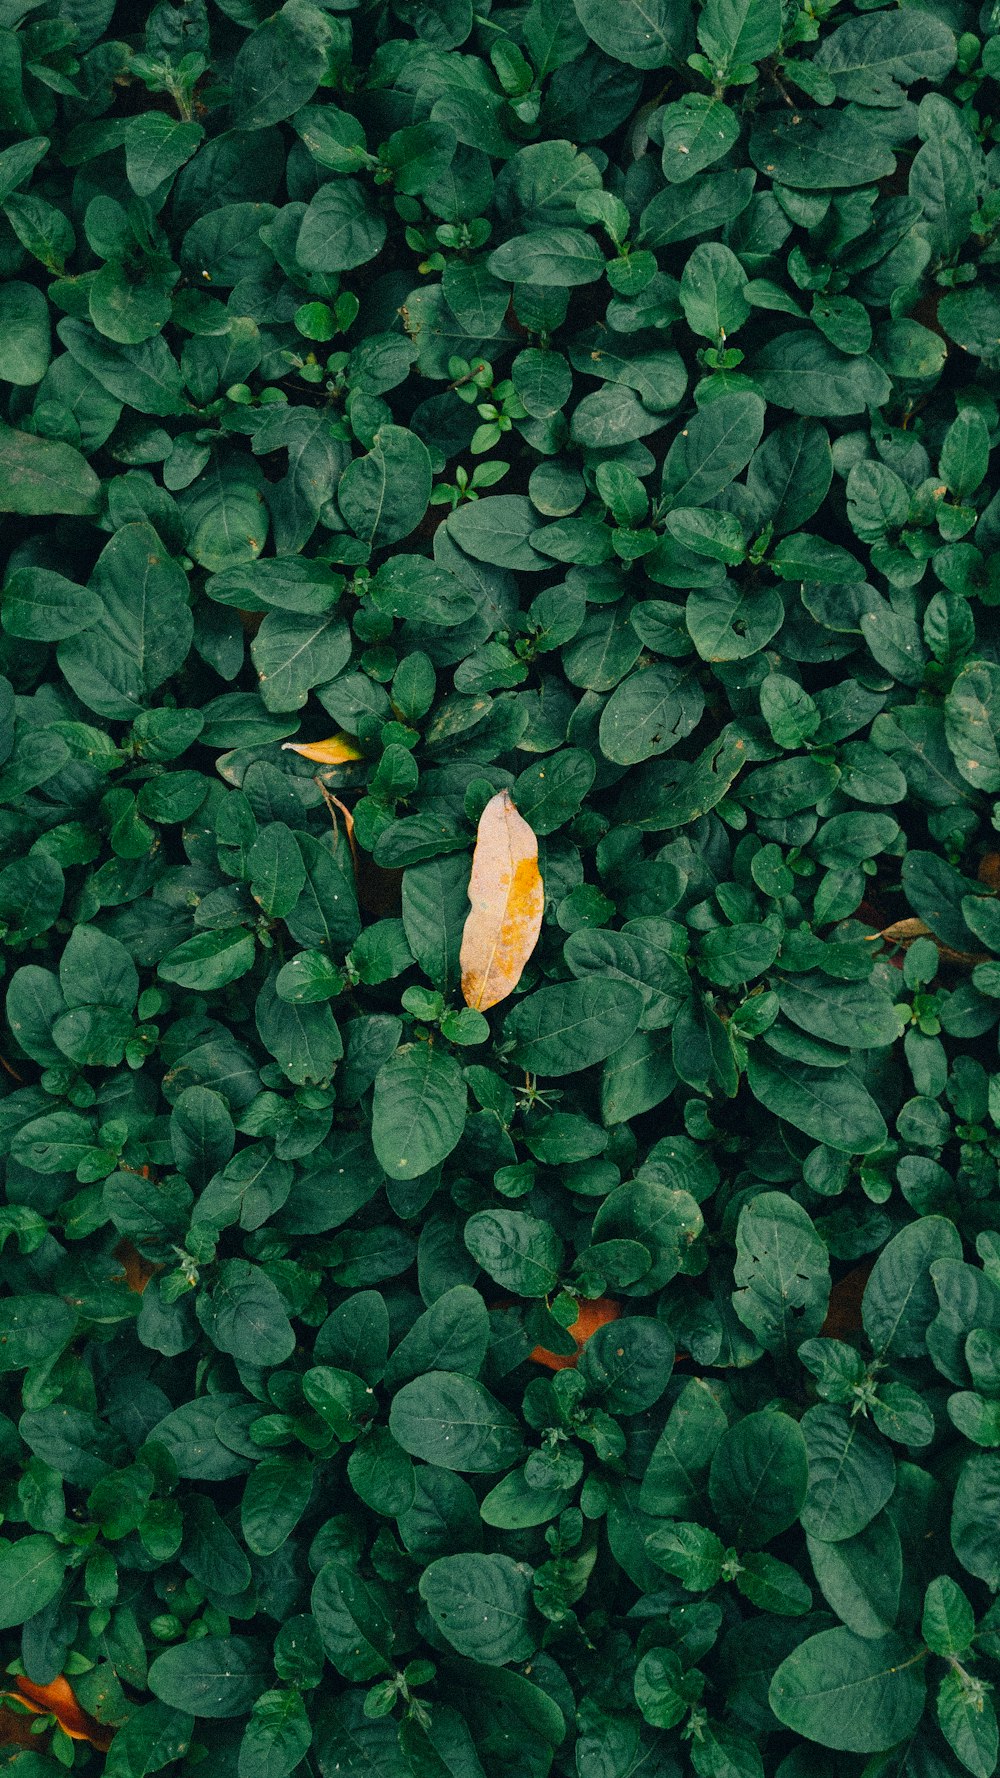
[820,1260,875,1341]
[979,852,1000,890]
[0,1702,43,1750]
[282,733,363,764]
[4,1677,115,1751]
[874,917,988,967]
[113,1237,159,1295]
[460,791,544,1012]
[313,783,402,917]
[531,1296,621,1370]
[315,781,359,869]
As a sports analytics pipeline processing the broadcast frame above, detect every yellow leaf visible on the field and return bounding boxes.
[281,733,363,764]
[460,791,544,1012]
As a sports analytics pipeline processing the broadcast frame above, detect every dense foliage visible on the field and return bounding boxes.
[2,0,1000,1774]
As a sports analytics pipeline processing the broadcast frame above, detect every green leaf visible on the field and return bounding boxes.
[372,1044,467,1180]
[311,1561,395,1680]
[571,0,689,68]
[0,1533,69,1628]
[687,581,783,662]
[646,1521,725,1591]
[59,317,188,416]
[736,1551,812,1617]
[599,662,704,765]
[814,11,956,104]
[660,97,740,184]
[0,421,101,515]
[769,1630,926,1752]
[296,179,386,275]
[661,391,766,511]
[504,979,645,1075]
[123,114,204,199]
[922,1576,975,1658]
[448,496,549,571]
[512,348,572,419]
[732,1194,830,1356]
[489,229,605,286]
[0,135,48,205]
[58,522,193,720]
[464,1209,563,1298]
[1,566,101,641]
[945,662,1000,793]
[679,242,750,339]
[952,1454,1000,1588]
[776,975,900,1051]
[0,281,50,385]
[383,1286,488,1389]
[698,0,781,65]
[339,426,431,548]
[746,1050,888,1154]
[937,1672,999,1778]
[641,1378,728,1517]
[747,419,832,534]
[578,1317,674,1413]
[238,1690,312,1778]
[0,1294,76,1372]
[159,928,257,992]
[751,333,891,416]
[749,112,896,189]
[633,1647,695,1730]
[863,1215,962,1358]
[940,408,990,500]
[241,1457,313,1558]
[419,1554,537,1663]
[148,1638,273,1718]
[591,1177,702,1293]
[196,1260,295,1365]
[806,1513,902,1639]
[799,1405,895,1543]
[389,1371,524,1472]
[251,612,352,713]
[708,1410,809,1547]
[230,0,332,129]
[513,749,595,833]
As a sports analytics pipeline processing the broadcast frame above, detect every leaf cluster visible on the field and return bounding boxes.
[2,0,1000,1775]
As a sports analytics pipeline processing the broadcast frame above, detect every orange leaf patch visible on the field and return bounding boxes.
[281,733,363,765]
[460,791,544,1012]
[531,1297,621,1370]
[2,1677,115,1752]
[113,1238,159,1295]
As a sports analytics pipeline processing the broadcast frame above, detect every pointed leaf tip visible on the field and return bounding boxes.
[281,733,364,764]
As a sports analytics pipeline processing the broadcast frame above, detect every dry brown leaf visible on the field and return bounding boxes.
[281,733,363,765]
[4,1677,115,1751]
[819,1260,875,1341]
[0,1701,43,1751]
[315,782,359,870]
[113,1236,159,1295]
[314,784,402,917]
[874,917,988,967]
[460,791,544,1011]
[978,852,1000,890]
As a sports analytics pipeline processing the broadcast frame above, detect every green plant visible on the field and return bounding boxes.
[1,0,1000,1774]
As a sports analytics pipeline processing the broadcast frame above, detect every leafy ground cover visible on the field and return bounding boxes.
[1,0,1000,1773]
